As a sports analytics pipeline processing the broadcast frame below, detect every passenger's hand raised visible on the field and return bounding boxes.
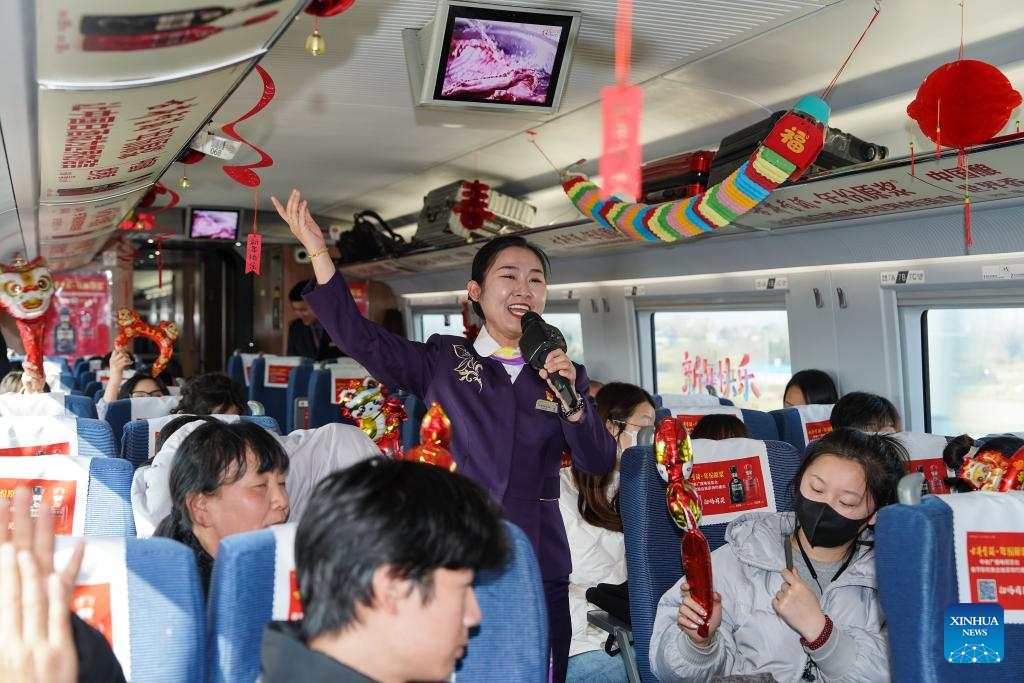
[771,568,826,642]
[677,579,722,645]
[110,347,133,373]
[0,487,85,683]
[271,189,326,255]
[20,362,46,394]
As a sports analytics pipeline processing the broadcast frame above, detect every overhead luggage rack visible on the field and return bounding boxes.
[340,134,1024,280]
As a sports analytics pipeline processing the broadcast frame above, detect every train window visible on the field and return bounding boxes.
[922,308,1024,436]
[417,312,462,341]
[542,312,585,364]
[651,310,790,410]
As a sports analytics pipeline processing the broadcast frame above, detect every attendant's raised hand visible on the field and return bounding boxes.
[271,189,326,255]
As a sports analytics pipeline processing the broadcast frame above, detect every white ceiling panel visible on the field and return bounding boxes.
[178,0,844,217]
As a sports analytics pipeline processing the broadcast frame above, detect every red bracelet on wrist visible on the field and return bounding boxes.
[800,614,833,651]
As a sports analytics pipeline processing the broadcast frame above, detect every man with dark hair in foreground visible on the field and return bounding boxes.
[260,458,509,683]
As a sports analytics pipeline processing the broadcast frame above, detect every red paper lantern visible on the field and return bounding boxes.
[907,60,1022,149]
[305,0,356,17]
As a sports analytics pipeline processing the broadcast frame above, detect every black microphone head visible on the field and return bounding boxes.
[520,310,543,331]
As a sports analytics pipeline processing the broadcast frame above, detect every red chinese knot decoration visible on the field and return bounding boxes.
[451,180,495,232]
[114,308,178,376]
[0,257,55,372]
[655,416,714,638]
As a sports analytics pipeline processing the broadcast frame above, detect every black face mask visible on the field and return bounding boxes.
[794,490,871,548]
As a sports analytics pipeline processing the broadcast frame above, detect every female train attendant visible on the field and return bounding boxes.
[272,190,617,683]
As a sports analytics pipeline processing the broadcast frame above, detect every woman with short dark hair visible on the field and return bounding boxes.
[155,421,289,595]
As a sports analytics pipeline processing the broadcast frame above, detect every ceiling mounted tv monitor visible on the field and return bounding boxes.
[188,208,240,241]
[404,1,581,114]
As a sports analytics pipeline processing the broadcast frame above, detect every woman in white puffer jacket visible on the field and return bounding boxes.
[651,428,907,683]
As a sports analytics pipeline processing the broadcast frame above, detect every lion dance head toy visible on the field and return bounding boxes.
[401,402,456,471]
[338,377,407,457]
[656,416,714,638]
[0,257,55,371]
[114,308,179,376]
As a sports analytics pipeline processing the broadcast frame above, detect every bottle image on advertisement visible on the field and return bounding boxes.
[80,311,94,339]
[929,465,942,492]
[729,465,746,504]
[744,464,760,502]
[54,307,77,354]
[51,487,69,536]
[30,486,44,518]
[917,466,930,496]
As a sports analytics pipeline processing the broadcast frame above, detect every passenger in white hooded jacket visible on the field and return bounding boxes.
[131,416,379,536]
[650,428,907,683]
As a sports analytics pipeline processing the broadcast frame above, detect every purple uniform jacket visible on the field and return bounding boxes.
[304,272,617,579]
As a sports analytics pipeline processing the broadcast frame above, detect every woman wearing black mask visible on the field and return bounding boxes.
[650,428,906,683]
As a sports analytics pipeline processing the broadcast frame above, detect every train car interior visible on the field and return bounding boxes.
[0,1,1022,681]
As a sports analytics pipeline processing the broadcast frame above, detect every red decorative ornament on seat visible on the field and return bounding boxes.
[402,402,456,471]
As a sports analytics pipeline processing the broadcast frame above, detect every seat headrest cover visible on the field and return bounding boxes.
[0,392,66,417]
[660,393,721,410]
[674,406,744,433]
[270,523,302,621]
[56,537,132,679]
[240,353,260,385]
[0,415,80,456]
[0,454,91,535]
[795,403,834,443]
[891,431,954,495]
[328,361,371,405]
[261,356,304,388]
[684,438,776,526]
[940,491,1024,623]
[130,395,180,421]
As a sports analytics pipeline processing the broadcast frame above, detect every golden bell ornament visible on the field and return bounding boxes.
[306,28,325,56]
[179,175,191,190]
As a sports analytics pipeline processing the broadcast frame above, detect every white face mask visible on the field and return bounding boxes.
[620,428,638,452]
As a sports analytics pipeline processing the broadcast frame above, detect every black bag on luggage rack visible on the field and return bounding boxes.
[707,111,889,186]
[337,210,412,264]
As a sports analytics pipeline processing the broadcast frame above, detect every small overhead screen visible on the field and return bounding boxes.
[406,1,581,113]
[189,208,240,240]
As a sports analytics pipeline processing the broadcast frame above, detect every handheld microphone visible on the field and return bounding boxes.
[519,311,577,408]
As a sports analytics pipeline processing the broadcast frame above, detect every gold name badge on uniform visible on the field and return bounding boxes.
[536,399,559,413]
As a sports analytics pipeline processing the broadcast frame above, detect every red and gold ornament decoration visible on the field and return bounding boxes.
[304,0,356,56]
[655,416,714,638]
[338,377,407,458]
[0,257,55,372]
[401,402,456,471]
[114,308,179,376]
